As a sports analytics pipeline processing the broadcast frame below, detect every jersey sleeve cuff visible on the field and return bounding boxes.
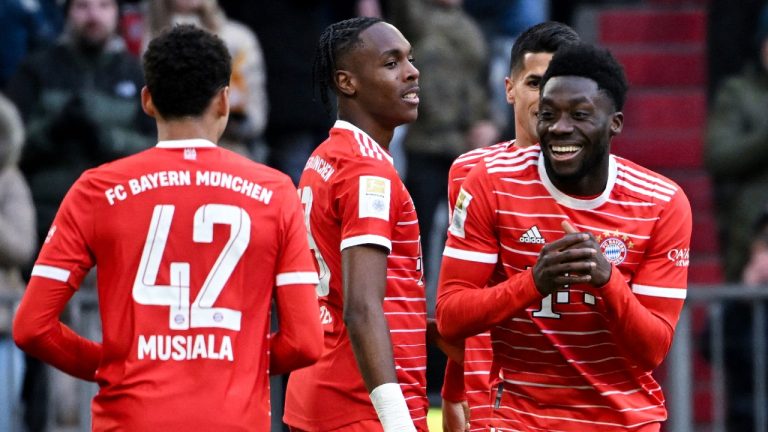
[340,234,392,252]
[276,271,320,286]
[443,246,498,264]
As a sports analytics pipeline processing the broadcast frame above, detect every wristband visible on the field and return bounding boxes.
[369,382,416,431]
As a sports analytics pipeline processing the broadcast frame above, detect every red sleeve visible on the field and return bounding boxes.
[13,176,100,381]
[270,182,323,375]
[598,189,692,370]
[441,358,466,403]
[13,278,101,381]
[334,159,402,252]
[436,163,543,340]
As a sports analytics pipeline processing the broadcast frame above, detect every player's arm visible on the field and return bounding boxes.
[13,276,101,381]
[270,184,323,375]
[343,244,415,431]
[437,164,555,340]
[270,280,323,375]
[13,177,101,381]
[562,191,692,371]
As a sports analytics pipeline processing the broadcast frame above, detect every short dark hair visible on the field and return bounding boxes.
[541,43,628,111]
[313,16,383,113]
[143,24,231,119]
[509,21,580,76]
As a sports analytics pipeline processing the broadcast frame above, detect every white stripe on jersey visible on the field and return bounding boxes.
[631,284,687,299]
[340,234,392,252]
[443,246,499,264]
[31,265,70,282]
[615,178,672,202]
[276,271,320,286]
[452,142,511,165]
[618,169,676,197]
[617,161,677,191]
[487,158,538,174]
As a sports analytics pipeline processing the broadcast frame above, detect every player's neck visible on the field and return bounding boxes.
[156,120,222,145]
[337,108,394,149]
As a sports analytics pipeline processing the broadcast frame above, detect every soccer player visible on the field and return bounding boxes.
[436,43,692,431]
[283,17,428,432]
[441,21,580,431]
[12,25,322,430]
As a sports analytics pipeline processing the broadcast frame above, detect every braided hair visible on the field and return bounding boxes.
[313,17,383,114]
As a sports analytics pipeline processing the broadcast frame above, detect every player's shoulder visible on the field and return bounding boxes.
[613,155,690,209]
[476,144,540,180]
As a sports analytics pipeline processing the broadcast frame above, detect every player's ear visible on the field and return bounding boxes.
[609,111,624,136]
[505,76,515,105]
[216,86,230,119]
[141,86,157,118]
[335,69,356,97]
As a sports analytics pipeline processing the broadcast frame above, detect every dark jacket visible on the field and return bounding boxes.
[5,35,154,242]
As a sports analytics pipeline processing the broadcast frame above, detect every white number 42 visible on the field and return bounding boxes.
[132,204,249,331]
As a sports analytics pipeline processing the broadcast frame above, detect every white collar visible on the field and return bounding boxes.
[156,139,217,148]
[333,120,394,165]
[537,152,617,210]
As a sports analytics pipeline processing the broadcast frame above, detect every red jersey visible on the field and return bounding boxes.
[22,140,319,431]
[438,145,691,431]
[284,121,429,431]
[444,141,510,430]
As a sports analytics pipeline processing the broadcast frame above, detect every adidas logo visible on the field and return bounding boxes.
[519,226,546,244]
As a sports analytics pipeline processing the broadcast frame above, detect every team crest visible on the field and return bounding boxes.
[597,230,634,265]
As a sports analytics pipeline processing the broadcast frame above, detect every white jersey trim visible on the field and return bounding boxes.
[443,246,498,264]
[334,120,394,165]
[31,265,70,282]
[276,271,320,286]
[341,234,392,252]
[538,152,617,210]
[632,284,687,299]
[156,139,217,148]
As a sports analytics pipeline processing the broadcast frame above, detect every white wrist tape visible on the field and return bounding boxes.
[369,383,416,432]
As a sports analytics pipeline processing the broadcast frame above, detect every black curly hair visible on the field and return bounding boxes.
[312,16,383,114]
[143,24,231,119]
[540,43,628,111]
[509,21,580,76]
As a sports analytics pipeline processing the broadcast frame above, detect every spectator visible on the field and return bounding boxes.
[13,24,322,430]
[5,0,154,428]
[0,93,36,432]
[220,0,334,185]
[705,3,768,282]
[0,0,62,87]
[715,205,768,430]
[143,0,268,159]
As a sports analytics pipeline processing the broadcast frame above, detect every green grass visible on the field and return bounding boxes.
[427,407,442,431]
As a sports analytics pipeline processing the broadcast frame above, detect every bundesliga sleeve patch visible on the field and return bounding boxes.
[449,188,472,238]
[358,175,391,220]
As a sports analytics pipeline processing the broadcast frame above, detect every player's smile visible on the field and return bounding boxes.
[401,85,420,106]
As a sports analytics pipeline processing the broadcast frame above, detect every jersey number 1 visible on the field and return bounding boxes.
[132,204,249,331]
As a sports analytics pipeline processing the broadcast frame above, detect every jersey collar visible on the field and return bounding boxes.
[537,152,617,210]
[156,139,217,148]
[333,120,394,165]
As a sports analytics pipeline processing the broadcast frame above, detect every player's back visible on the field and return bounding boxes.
[285,121,428,431]
[67,141,301,430]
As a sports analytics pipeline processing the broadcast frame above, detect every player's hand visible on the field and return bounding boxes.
[532,226,596,296]
[441,399,470,432]
[561,221,612,287]
[426,318,464,363]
